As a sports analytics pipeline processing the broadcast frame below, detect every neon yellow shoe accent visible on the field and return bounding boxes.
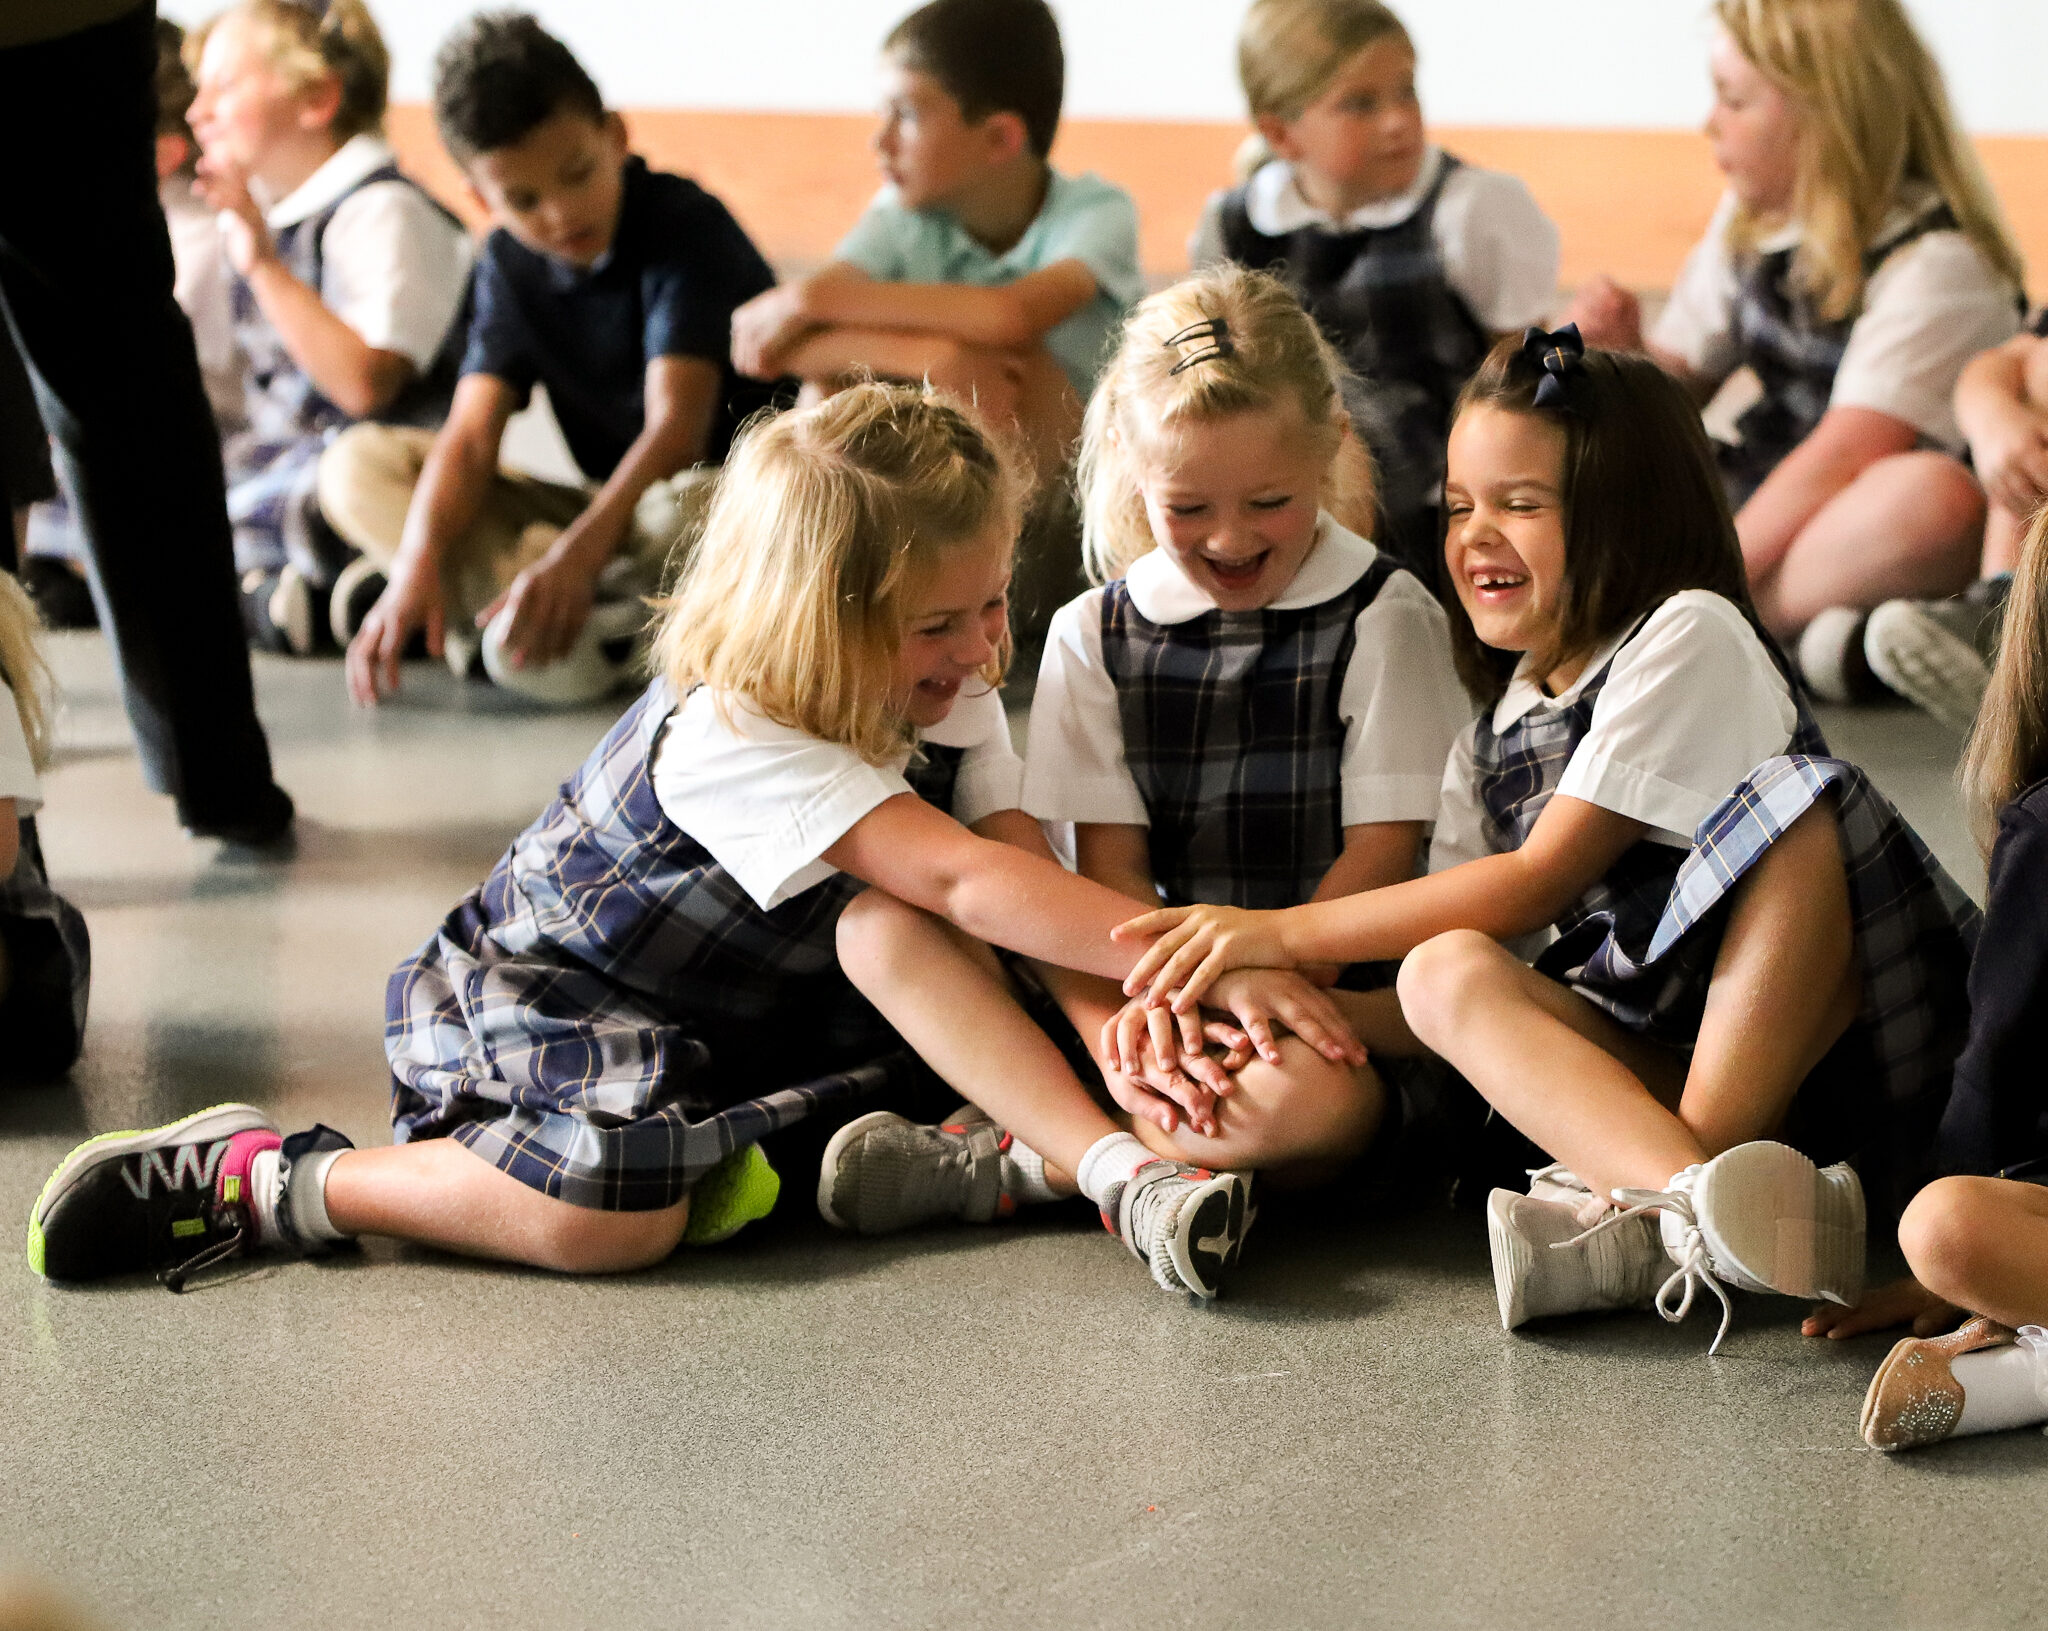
[683,1145,780,1245]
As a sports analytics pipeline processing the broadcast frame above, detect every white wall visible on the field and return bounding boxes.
[161,0,2048,134]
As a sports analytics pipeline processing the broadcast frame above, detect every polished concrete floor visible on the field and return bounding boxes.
[1,636,2038,1631]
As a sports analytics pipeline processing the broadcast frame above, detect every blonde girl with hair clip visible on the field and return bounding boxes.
[1115,329,1981,1355]
[1570,0,2024,690]
[28,385,1342,1301]
[185,0,472,654]
[1189,0,1559,587]
[1811,504,2048,1449]
[0,572,90,1082]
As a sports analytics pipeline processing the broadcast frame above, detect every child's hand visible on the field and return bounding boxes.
[1113,902,1292,1013]
[479,549,599,669]
[193,155,274,278]
[1564,275,1643,353]
[346,562,444,706]
[1802,1274,1961,1341]
[730,283,815,379]
[1098,997,1258,1138]
[1972,407,2048,520]
[1204,968,1369,1070]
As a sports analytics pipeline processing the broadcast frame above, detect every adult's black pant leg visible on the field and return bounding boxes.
[0,2,282,825]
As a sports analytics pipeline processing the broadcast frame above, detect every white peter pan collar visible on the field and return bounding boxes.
[1244,147,1446,237]
[1123,514,1380,625]
[1488,623,1635,734]
[265,133,397,230]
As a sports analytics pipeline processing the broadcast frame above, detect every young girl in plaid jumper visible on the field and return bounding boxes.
[1120,329,1979,1352]
[30,384,1335,1299]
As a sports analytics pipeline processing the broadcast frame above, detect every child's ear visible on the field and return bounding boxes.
[981,109,1031,165]
[1253,112,1301,165]
[602,110,630,156]
[296,70,345,135]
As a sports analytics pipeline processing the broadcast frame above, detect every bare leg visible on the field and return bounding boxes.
[1752,452,1985,637]
[1899,1176,2048,1329]
[1399,804,1857,1199]
[324,1138,691,1274]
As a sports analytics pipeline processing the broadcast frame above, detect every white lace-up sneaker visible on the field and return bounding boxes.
[1487,1188,1663,1330]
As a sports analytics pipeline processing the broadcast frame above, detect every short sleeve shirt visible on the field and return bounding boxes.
[650,683,1023,911]
[462,157,779,481]
[1428,589,1797,873]
[834,169,1146,395]
[1651,188,2022,450]
[1189,148,1561,334]
[1023,517,1472,831]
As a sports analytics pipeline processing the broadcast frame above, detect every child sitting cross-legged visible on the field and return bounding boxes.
[1115,330,1979,1353]
[729,0,1145,655]
[28,385,1373,1302]
[340,12,780,708]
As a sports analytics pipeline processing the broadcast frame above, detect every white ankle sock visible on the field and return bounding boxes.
[1954,1343,2048,1436]
[1001,1139,1061,1205]
[247,1147,285,1246]
[1074,1132,1152,1209]
[284,1146,351,1245]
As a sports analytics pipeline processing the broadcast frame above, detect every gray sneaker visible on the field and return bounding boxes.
[1103,1159,1252,1301]
[1797,606,1883,704]
[816,1105,1012,1234]
[1864,575,2010,734]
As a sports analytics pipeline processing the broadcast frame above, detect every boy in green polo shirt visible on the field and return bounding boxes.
[730,0,1143,648]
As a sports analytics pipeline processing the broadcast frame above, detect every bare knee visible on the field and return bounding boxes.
[834,887,935,989]
[1897,1176,2010,1304]
[525,1200,689,1275]
[1396,929,1514,1053]
[1148,1037,1382,1173]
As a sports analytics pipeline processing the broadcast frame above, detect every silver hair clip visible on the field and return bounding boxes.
[1165,316,1234,376]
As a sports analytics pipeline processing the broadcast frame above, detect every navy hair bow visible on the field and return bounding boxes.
[1522,324,1586,409]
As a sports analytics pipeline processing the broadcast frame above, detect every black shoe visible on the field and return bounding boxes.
[182,782,295,849]
[28,1103,281,1285]
[328,553,388,647]
[19,556,98,631]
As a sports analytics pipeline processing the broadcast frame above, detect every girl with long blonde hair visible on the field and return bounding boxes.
[1569,0,2024,686]
[29,386,1364,1302]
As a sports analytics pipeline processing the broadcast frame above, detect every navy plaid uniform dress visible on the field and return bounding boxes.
[1477,620,1977,1217]
[0,815,88,1080]
[384,679,962,1211]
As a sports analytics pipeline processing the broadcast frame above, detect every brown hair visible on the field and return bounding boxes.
[1962,506,2048,855]
[188,0,390,142]
[653,383,1028,764]
[1714,0,2023,322]
[1077,265,1376,582]
[155,19,199,147]
[885,0,1064,161]
[1445,337,1752,701]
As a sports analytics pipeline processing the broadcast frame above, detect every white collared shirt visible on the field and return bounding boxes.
[1023,517,1472,833]
[1428,589,1798,876]
[257,133,473,373]
[1652,187,2021,451]
[650,683,1024,911]
[1188,147,1560,334]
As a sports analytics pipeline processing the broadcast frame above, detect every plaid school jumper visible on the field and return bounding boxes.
[384,679,960,1211]
[1715,203,1958,510]
[1100,552,1401,911]
[1477,628,1977,1217]
[1215,156,1491,585]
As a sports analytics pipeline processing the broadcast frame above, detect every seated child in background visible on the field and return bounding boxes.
[31,385,1342,1301]
[1814,503,2048,1451]
[1117,331,1978,1355]
[0,572,90,1083]
[341,11,778,709]
[187,0,473,656]
[1569,0,2022,691]
[729,0,1145,656]
[23,17,245,632]
[1190,0,1558,590]
[819,270,1468,1242]
[1860,311,2048,734]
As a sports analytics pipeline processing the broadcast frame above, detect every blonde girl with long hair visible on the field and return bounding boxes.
[1810,503,2048,1449]
[1191,0,1559,583]
[1570,0,2024,681]
[185,0,471,652]
[0,573,89,1081]
[29,385,1360,1301]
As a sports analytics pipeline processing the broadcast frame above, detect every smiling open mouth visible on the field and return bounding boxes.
[1204,552,1268,588]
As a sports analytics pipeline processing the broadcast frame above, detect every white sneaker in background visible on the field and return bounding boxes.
[1486,1188,1663,1331]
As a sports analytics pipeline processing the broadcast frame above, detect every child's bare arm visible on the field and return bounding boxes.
[1955,333,2048,520]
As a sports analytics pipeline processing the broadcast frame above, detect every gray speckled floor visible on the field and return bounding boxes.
[2,637,2036,1631]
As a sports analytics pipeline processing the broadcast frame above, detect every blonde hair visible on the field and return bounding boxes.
[188,0,390,141]
[1963,505,2048,856]
[1715,0,2023,322]
[1077,265,1377,583]
[653,383,1027,765]
[1234,0,1413,181]
[0,574,54,773]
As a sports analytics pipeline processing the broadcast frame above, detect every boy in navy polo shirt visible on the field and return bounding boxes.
[335,12,778,706]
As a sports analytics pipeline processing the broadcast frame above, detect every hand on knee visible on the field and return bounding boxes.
[1396,929,1510,1055]
[1145,1038,1382,1172]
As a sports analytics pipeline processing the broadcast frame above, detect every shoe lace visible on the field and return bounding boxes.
[1554,1187,1734,1355]
[158,1211,246,1295]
